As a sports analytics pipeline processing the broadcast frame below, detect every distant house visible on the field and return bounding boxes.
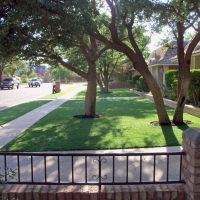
[30,65,46,76]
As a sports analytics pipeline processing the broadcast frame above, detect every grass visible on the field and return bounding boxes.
[40,85,79,99]
[0,100,51,126]
[0,85,80,126]
[1,88,199,152]
[74,88,139,99]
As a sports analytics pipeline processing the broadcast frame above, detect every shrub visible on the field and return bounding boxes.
[132,75,141,85]
[20,74,28,83]
[188,69,200,106]
[165,70,178,89]
[137,77,149,92]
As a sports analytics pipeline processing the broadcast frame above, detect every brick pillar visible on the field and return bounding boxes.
[182,127,200,200]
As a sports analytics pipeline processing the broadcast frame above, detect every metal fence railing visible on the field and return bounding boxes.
[0,151,185,189]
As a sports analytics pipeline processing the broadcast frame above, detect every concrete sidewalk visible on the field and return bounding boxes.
[0,85,86,148]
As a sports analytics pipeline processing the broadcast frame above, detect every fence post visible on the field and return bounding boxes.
[182,127,200,200]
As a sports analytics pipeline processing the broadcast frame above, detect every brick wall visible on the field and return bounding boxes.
[0,184,185,200]
[132,90,200,118]
[182,128,200,200]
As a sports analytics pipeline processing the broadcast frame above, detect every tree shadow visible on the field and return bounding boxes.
[160,123,189,146]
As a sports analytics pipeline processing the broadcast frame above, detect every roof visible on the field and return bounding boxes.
[148,40,189,67]
[170,33,200,61]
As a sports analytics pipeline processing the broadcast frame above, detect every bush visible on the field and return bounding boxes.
[165,70,178,89]
[20,74,28,83]
[132,75,141,85]
[137,77,149,92]
[188,69,200,106]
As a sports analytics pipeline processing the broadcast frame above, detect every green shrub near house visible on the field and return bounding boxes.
[137,77,149,92]
[188,69,200,106]
[165,69,200,107]
[132,74,141,85]
[165,70,178,89]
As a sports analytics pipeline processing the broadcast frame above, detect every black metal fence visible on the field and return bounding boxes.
[0,151,185,188]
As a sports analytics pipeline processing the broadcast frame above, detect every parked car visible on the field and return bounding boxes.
[36,77,43,84]
[28,78,41,87]
[1,77,19,90]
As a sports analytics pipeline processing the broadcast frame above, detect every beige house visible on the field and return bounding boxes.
[170,40,200,70]
[147,41,188,86]
[131,40,200,85]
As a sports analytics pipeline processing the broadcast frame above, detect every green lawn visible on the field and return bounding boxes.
[0,86,80,126]
[1,88,199,152]
[0,100,51,126]
[74,88,139,98]
[40,85,79,99]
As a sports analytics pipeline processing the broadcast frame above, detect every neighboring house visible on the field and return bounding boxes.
[190,45,200,69]
[147,41,188,86]
[170,38,200,70]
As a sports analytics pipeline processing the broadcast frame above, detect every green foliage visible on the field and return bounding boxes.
[132,75,141,85]
[160,84,177,101]
[20,74,28,83]
[137,77,149,92]
[188,70,200,106]
[29,72,38,78]
[51,67,73,80]
[165,70,178,89]
[0,167,17,185]
[0,100,51,126]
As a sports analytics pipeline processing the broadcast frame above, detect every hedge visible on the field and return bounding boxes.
[188,69,200,106]
[165,70,178,89]
[132,75,141,85]
[137,77,149,92]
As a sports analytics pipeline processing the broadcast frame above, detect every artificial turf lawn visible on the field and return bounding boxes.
[1,88,199,152]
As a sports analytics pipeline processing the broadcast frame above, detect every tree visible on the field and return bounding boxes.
[3,59,28,77]
[51,66,71,80]
[156,0,200,124]
[96,49,126,92]
[0,0,108,117]
[0,0,179,124]
[87,0,171,124]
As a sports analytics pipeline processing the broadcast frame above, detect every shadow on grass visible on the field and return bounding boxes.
[160,123,189,146]
[1,98,192,151]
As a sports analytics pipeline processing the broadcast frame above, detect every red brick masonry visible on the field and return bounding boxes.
[0,184,185,200]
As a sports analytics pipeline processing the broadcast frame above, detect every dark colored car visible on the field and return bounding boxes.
[1,77,19,90]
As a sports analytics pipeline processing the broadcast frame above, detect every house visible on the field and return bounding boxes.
[170,38,200,70]
[131,39,199,86]
[147,41,189,86]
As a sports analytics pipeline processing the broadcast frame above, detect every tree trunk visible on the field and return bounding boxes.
[84,77,97,116]
[0,67,2,84]
[141,69,171,125]
[130,57,171,124]
[172,62,190,124]
[96,73,105,92]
